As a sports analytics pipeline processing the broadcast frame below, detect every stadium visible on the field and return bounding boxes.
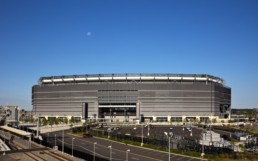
[32,73,231,122]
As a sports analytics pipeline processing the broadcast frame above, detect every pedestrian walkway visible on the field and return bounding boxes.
[29,123,82,133]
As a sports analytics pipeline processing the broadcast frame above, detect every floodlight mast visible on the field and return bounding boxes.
[164,131,173,161]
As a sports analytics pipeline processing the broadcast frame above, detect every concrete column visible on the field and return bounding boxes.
[136,102,140,119]
[196,116,200,123]
[182,116,186,123]
[167,116,171,123]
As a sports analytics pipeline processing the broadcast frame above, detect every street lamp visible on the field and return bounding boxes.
[62,117,65,153]
[141,124,144,146]
[110,108,112,123]
[47,133,49,142]
[146,124,150,136]
[201,124,205,160]
[126,149,130,161]
[108,145,112,161]
[164,131,173,161]
[124,109,126,122]
[72,138,75,157]
[94,142,97,161]
[55,134,57,147]
[8,132,10,144]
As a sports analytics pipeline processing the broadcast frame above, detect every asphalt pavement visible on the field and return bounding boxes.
[44,131,204,161]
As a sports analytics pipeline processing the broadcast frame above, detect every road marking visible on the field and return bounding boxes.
[131,157,139,160]
[176,156,183,160]
[67,133,162,161]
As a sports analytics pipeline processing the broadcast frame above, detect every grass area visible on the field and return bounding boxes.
[215,125,258,137]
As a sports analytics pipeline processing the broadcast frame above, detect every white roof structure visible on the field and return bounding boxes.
[39,73,224,85]
[0,126,32,137]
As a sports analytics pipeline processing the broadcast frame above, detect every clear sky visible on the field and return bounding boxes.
[0,0,258,110]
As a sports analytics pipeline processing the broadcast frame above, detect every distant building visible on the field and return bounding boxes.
[32,73,231,122]
[0,105,19,126]
[199,130,231,147]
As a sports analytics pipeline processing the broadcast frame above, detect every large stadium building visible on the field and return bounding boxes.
[32,74,231,122]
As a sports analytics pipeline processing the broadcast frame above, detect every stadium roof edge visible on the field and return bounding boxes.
[37,73,225,85]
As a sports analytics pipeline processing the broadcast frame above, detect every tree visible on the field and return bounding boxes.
[48,117,55,131]
[70,116,76,131]
[58,117,63,124]
[19,109,25,122]
[70,116,76,124]
[212,118,217,124]
[64,117,68,124]
[54,117,59,126]
[175,117,179,126]
[42,117,48,126]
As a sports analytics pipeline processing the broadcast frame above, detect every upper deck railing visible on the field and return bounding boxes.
[38,73,225,85]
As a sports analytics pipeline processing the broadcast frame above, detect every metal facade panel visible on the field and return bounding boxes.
[32,80,231,118]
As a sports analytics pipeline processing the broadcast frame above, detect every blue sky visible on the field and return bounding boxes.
[0,0,257,110]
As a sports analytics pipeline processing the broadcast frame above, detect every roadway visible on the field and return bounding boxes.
[44,131,203,161]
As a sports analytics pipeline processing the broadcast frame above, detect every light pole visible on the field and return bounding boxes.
[29,135,31,149]
[126,149,130,161]
[110,108,112,123]
[47,133,49,142]
[164,131,173,161]
[108,145,112,161]
[124,109,126,122]
[147,124,150,136]
[201,124,205,160]
[62,117,65,153]
[55,134,57,147]
[94,142,97,161]
[72,138,75,157]
[8,132,10,144]
[141,124,144,146]
[36,114,41,138]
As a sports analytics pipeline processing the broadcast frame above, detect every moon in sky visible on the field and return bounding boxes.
[86,32,91,36]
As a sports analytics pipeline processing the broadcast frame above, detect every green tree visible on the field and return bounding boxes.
[24,116,30,123]
[42,117,48,126]
[69,116,76,131]
[212,118,217,123]
[58,117,63,124]
[70,116,75,124]
[63,117,68,124]
[175,117,179,126]
[48,117,55,131]
[54,117,59,126]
